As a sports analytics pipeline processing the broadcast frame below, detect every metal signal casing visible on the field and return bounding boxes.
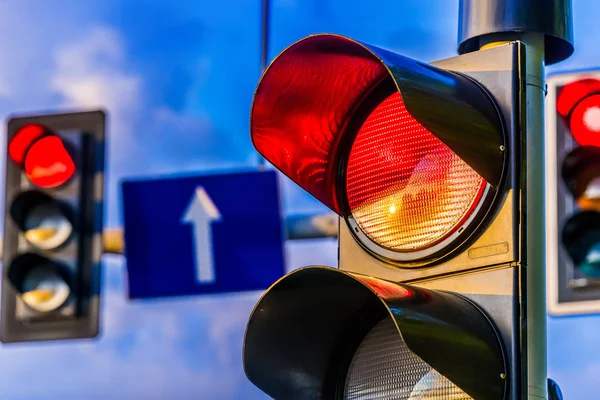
[458,0,574,65]
[244,37,532,400]
[339,42,526,400]
[340,42,523,275]
[546,70,600,316]
[244,267,508,400]
[1,110,105,343]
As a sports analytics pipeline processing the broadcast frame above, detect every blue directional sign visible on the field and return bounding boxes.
[121,170,286,299]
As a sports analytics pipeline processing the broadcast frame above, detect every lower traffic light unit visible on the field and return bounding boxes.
[245,267,509,400]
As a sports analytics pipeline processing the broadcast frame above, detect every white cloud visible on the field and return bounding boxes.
[50,26,140,111]
[49,26,143,170]
[45,26,243,226]
[47,26,151,226]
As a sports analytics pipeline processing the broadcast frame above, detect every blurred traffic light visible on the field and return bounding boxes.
[547,72,600,316]
[1,110,105,343]
[243,34,537,399]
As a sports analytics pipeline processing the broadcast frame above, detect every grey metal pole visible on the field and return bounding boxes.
[260,0,270,73]
[2,213,339,258]
[517,32,548,400]
[257,0,270,170]
[285,213,338,240]
[458,0,574,65]
[458,1,573,399]
[478,31,548,400]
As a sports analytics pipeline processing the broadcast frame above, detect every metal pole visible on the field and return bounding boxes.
[257,0,270,170]
[458,1,573,399]
[285,213,338,240]
[478,36,547,399]
[521,34,548,400]
[482,32,548,400]
[261,0,270,73]
[516,33,548,400]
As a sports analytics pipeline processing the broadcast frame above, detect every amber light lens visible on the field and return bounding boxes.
[346,92,487,252]
[562,146,600,212]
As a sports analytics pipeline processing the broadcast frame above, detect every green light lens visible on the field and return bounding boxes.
[578,242,600,279]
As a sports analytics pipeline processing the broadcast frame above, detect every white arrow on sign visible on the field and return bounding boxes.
[181,187,222,284]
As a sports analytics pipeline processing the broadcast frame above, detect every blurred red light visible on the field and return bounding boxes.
[8,124,47,166]
[569,94,600,146]
[24,136,75,188]
[346,92,486,252]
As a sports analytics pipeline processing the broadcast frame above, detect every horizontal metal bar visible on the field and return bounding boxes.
[0,213,339,257]
[285,213,339,240]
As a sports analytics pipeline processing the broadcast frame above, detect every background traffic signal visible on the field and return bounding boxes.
[547,71,600,316]
[1,110,106,343]
[243,35,537,399]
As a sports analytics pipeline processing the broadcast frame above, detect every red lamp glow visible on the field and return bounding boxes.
[569,94,600,146]
[557,78,600,147]
[24,136,75,188]
[346,92,486,252]
[250,34,503,261]
[8,124,47,166]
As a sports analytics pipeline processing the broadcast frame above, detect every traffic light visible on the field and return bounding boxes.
[1,110,106,343]
[547,71,600,316]
[243,34,536,399]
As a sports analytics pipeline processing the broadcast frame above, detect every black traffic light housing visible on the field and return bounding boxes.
[1,110,105,343]
[547,71,600,316]
[243,35,535,400]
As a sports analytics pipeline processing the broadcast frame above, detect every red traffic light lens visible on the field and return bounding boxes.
[24,136,75,188]
[569,94,600,147]
[251,34,504,220]
[8,124,47,166]
[251,36,386,213]
[556,78,600,119]
[346,92,486,252]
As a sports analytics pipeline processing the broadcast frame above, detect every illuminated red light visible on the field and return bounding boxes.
[24,136,75,188]
[251,34,497,258]
[8,124,47,166]
[556,78,600,118]
[569,94,600,146]
[557,78,600,146]
[251,36,387,213]
[346,92,486,252]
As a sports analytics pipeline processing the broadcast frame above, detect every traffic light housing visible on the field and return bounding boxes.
[547,71,600,316]
[244,35,534,399]
[1,110,105,343]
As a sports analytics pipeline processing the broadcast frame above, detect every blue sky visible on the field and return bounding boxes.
[0,0,599,398]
